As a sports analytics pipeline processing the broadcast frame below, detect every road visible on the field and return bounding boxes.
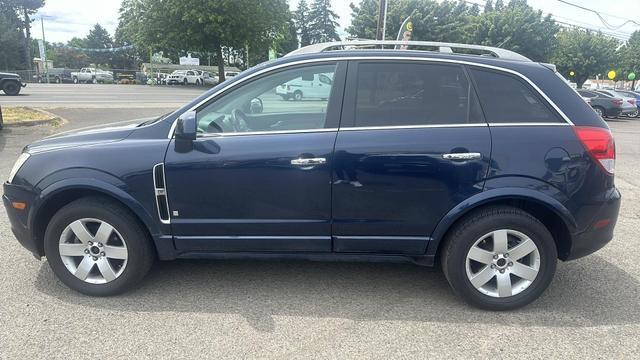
[0,87,639,358]
[0,83,207,108]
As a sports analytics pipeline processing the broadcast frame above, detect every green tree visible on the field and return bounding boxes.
[118,0,289,81]
[470,0,559,62]
[308,0,340,43]
[84,24,114,66]
[346,0,378,40]
[295,0,312,46]
[620,31,640,89]
[0,0,44,70]
[552,28,620,88]
[348,0,476,44]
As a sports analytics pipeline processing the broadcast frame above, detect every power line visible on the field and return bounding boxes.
[557,0,640,30]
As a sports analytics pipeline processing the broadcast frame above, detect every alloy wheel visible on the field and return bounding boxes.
[58,218,128,284]
[465,229,540,298]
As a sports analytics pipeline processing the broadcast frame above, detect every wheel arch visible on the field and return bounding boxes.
[428,188,576,261]
[30,179,160,257]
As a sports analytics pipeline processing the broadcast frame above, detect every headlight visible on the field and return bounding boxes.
[8,153,30,183]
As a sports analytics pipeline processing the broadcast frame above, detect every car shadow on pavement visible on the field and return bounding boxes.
[34,254,640,331]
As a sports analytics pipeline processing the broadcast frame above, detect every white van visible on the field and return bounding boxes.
[276,73,333,100]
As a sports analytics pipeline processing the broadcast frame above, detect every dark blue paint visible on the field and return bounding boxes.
[3,50,620,264]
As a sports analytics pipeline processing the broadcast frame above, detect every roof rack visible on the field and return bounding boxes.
[285,40,531,62]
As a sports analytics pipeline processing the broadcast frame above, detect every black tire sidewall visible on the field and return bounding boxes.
[3,81,20,95]
[444,210,557,310]
[44,199,153,296]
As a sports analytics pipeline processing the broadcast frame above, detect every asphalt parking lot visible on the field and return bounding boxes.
[0,86,639,358]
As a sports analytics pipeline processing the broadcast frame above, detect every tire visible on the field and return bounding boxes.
[183,78,187,85]
[92,77,97,84]
[293,90,303,101]
[2,81,21,95]
[441,206,557,310]
[628,109,638,118]
[44,197,155,296]
[593,106,605,118]
[55,77,61,84]
[73,77,79,84]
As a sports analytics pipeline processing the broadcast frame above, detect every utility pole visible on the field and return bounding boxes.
[376,0,387,41]
[41,17,48,84]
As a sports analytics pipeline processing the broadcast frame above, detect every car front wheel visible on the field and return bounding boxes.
[44,197,155,296]
[441,206,557,310]
[2,81,21,95]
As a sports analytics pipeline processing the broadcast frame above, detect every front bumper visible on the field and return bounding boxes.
[565,187,621,260]
[3,182,40,258]
[620,107,637,115]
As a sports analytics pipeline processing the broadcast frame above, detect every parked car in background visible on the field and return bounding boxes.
[613,89,640,117]
[213,71,240,84]
[71,68,114,84]
[596,89,637,117]
[276,72,333,100]
[577,89,623,118]
[195,70,218,86]
[166,70,202,85]
[0,72,26,95]
[36,68,73,83]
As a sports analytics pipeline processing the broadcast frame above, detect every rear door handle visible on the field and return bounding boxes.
[442,152,482,161]
[291,158,327,166]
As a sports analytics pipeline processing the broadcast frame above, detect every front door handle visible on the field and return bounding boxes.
[442,152,482,161]
[291,158,327,166]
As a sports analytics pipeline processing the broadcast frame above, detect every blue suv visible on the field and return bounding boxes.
[3,41,620,310]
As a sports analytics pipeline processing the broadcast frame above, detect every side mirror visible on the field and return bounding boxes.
[175,110,197,141]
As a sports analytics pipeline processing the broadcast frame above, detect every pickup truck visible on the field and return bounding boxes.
[71,68,114,84]
[0,72,26,95]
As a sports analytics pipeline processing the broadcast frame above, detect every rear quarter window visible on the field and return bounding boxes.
[470,68,563,124]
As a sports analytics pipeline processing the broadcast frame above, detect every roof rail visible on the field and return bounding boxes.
[285,40,532,62]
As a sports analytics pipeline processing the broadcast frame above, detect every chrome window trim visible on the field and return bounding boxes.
[340,123,487,132]
[167,56,574,138]
[488,122,571,127]
[196,128,339,138]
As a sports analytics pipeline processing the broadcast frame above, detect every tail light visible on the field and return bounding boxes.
[574,126,615,174]
[612,98,623,106]
[628,99,636,105]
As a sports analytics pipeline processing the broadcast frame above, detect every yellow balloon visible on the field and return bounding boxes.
[608,70,616,80]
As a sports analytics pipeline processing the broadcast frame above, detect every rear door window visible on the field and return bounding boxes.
[352,62,484,127]
[470,68,563,123]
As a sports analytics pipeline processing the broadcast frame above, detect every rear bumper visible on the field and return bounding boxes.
[565,187,621,260]
[604,107,622,117]
[620,107,636,115]
[3,182,40,258]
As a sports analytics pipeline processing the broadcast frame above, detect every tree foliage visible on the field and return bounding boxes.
[552,28,619,88]
[308,0,340,43]
[0,0,44,70]
[118,0,289,81]
[295,0,312,46]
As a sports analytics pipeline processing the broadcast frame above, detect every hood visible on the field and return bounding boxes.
[25,117,153,154]
[0,72,20,78]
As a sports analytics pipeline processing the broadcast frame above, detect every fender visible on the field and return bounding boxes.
[29,174,161,241]
[426,186,578,256]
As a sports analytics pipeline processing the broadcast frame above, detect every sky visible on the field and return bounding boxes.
[34,0,640,44]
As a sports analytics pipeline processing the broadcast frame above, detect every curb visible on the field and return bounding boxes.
[1,107,68,127]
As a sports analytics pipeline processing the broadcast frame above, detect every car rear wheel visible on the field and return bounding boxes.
[2,81,20,95]
[73,77,79,84]
[441,206,557,310]
[293,90,303,101]
[44,197,155,296]
[628,109,638,118]
[593,106,605,118]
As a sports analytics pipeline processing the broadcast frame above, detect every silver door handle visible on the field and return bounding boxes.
[442,152,482,161]
[291,158,327,166]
